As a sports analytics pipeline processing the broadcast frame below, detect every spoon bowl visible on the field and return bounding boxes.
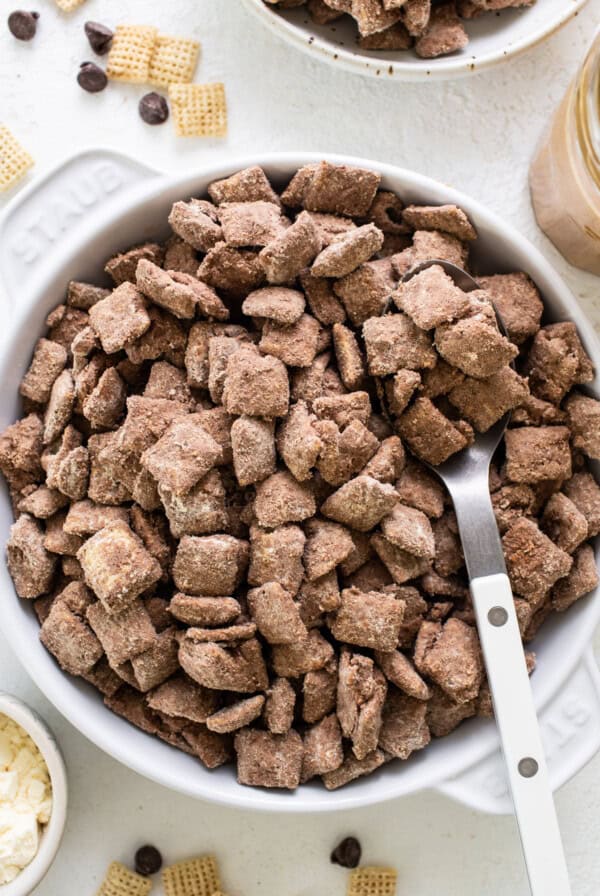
[381,258,572,895]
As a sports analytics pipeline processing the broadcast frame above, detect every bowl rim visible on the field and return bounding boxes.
[0,693,67,895]
[240,0,589,81]
[1,149,600,813]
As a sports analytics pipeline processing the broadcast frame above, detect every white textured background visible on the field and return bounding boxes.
[2,0,600,893]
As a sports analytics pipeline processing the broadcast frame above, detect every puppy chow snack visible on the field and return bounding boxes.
[248,523,306,594]
[552,544,599,612]
[40,598,102,676]
[526,321,593,402]
[504,426,572,484]
[565,393,600,459]
[394,229,468,277]
[394,263,471,330]
[330,587,405,652]
[264,0,532,58]
[78,521,162,614]
[258,211,321,285]
[502,518,572,605]
[477,272,543,345]
[434,314,517,379]
[334,263,390,327]
[283,161,380,217]
[247,582,308,644]
[337,649,387,759]
[379,689,430,758]
[220,201,289,249]
[322,748,385,790]
[2,161,598,792]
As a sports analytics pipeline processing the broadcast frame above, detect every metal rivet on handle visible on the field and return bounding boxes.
[488,606,508,626]
[518,757,539,778]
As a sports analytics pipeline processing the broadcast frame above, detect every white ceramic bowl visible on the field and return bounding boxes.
[0,693,67,896]
[1,150,600,815]
[241,0,588,80]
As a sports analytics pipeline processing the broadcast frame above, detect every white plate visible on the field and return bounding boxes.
[241,0,589,80]
[1,150,600,814]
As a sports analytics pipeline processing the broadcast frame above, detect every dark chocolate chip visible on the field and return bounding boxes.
[77,61,108,94]
[134,845,163,877]
[7,10,39,41]
[139,92,169,126]
[330,836,362,869]
[84,20,113,55]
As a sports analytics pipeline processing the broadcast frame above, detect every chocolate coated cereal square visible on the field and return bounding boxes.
[330,587,405,652]
[565,393,600,459]
[397,397,468,465]
[321,475,398,531]
[78,521,162,614]
[259,212,321,285]
[393,264,471,330]
[363,314,436,375]
[235,728,303,790]
[222,347,290,418]
[7,514,56,598]
[40,600,103,676]
[504,426,572,484]
[477,272,543,345]
[502,518,573,603]
[89,284,151,354]
[414,618,482,703]
[172,534,249,596]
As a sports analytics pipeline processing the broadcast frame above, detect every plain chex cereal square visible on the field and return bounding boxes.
[106,25,158,83]
[348,866,398,896]
[0,125,33,192]
[162,855,221,896]
[54,0,86,10]
[96,862,151,896]
[149,34,201,87]
[169,83,227,138]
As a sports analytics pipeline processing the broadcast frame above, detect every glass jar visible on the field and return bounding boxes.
[530,30,600,275]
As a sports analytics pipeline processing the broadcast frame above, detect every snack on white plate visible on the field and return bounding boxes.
[264,0,535,58]
[0,714,52,885]
[1,161,599,791]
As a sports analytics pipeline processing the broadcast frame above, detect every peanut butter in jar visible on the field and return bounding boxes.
[530,30,600,275]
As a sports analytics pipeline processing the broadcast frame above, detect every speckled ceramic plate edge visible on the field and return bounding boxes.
[241,0,590,81]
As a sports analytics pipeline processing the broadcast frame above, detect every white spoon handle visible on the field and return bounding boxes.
[471,573,572,896]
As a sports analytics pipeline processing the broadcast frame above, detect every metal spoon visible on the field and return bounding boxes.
[392,259,572,896]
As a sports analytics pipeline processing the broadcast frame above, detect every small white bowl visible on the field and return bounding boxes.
[241,0,589,81]
[0,694,67,896]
